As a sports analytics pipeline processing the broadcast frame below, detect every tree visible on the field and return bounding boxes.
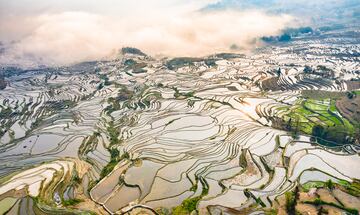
[285,191,296,215]
[312,125,325,138]
[303,66,312,74]
[346,91,355,99]
[279,34,291,42]
[326,179,334,190]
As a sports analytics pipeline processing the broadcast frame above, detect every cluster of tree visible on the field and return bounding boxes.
[99,74,111,86]
[44,100,76,110]
[311,124,358,145]
[0,66,23,77]
[214,53,245,59]
[0,73,6,90]
[166,57,202,70]
[346,91,357,99]
[285,186,299,215]
[121,47,147,56]
[123,59,147,74]
[261,26,314,43]
[0,107,12,118]
[303,65,335,79]
[284,27,313,36]
[318,24,345,32]
[261,34,292,43]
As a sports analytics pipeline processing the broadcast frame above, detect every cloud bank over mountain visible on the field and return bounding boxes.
[3,0,357,66]
[1,11,293,66]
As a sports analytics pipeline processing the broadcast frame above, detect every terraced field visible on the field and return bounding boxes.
[0,30,360,215]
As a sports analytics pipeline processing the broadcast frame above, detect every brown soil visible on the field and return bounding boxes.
[301,90,345,99]
[68,159,109,214]
[336,95,360,124]
[295,203,318,215]
[317,188,339,204]
[261,77,283,91]
[223,151,260,186]
[0,188,27,202]
[322,205,346,215]
[298,191,317,202]
[125,207,157,215]
[332,188,360,211]
[346,80,360,91]
[74,197,109,215]
[206,204,257,215]
[274,195,288,215]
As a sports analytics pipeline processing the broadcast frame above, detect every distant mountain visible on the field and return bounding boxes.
[203,0,360,24]
[121,47,147,57]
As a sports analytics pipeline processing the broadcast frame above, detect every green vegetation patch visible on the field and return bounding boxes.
[173,87,195,99]
[172,177,209,214]
[274,95,358,145]
[0,198,17,214]
[302,180,336,191]
[107,121,120,146]
[285,190,297,214]
[34,197,96,215]
[172,196,202,215]
[100,148,121,179]
[62,198,83,206]
[337,179,360,197]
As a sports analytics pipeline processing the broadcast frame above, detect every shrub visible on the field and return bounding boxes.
[285,191,296,215]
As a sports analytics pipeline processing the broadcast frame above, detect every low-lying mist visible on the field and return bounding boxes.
[0,5,294,66]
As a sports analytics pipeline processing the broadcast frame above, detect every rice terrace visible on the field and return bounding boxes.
[0,0,360,215]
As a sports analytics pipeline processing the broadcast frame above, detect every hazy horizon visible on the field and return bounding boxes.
[0,0,358,66]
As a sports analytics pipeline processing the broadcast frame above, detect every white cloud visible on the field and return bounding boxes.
[0,1,293,66]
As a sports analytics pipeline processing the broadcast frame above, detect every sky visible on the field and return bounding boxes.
[0,0,357,66]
